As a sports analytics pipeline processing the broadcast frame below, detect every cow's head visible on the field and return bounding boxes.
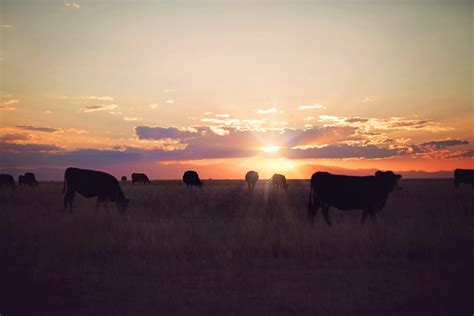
[375,171,402,192]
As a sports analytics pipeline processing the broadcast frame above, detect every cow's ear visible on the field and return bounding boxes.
[375,171,382,176]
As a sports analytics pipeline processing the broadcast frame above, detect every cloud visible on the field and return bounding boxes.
[257,108,277,114]
[345,117,369,123]
[135,126,199,140]
[285,144,402,159]
[299,105,325,110]
[445,150,474,159]
[16,125,59,133]
[0,25,14,29]
[123,117,141,121]
[1,99,19,105]
[362,96,376,103]
[64,1,80,9]
[215,114,230,118]
[0,141,61,154]
[44,110,53,114]
[419,139,469,149]
[81,104,118,112]
[166,100,175,104]
[148,104,160,109]
[0,133,31,142]
[0,105,15,111]
[82,96,114,101]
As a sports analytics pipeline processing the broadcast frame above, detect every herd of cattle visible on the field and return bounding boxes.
[0,167,473,225]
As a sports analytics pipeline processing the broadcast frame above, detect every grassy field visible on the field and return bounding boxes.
[1,179,473,315]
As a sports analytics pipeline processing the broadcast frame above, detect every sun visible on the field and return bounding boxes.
[259,146,281,154]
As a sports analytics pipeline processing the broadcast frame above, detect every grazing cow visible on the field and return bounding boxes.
[20,172,38,186]
[308,171,401,226]
[131,173,151,184]
[245,171,259,190]
[454,169,474,188]
[272,174,288,190]
[18,175,25,186]
[121,176,127,182]
[63,167,129,212]
[0,174,15,191]
[183,170,202,188]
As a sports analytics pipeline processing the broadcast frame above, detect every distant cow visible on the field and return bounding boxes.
[183,170,202,188]
[272,174,288,190]
[131,173,150,184]
[19,172,38,187]
[0,174,15,191]
[18,175,25,186]
[454,169,474,188]
[245,171,259,190]
[308,171,401,226]
[63,167,129,212]
[121,176,127,182]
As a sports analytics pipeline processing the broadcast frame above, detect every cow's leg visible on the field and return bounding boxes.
[369,208,377,223]
[248,182,251,190]
[64,191,75,212]
[321,204,332,226]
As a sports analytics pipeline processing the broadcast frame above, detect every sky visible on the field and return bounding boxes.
[0,0,473,179]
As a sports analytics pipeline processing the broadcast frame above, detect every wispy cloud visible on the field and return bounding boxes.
[257,108,277,114]
[64,1,80,9]
[299,104,325,110]
[166,99,175,104]
[215,114,230,118]
[0,25,14,29]
[0,105,15,111]
[123,117,141,121]
[2,99,19,105]
[148,104,160,110]
[362,96,376,103]
[17,125,59,133]
[81,104,118,112]
[82,96,114,101]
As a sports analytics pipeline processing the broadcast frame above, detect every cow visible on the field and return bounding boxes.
[454,169,474,188]
[245,171,259,190]
[308,171,402,226]
[18,175,25,186]
[20,172,38,186]
[121,176,127,182]
[63,167,129,212]
[131,173,151,184]
[183,170,203,188]
[0,174,15,191]
[272,174,288,190]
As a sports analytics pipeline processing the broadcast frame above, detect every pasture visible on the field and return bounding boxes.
[1,179,473,315]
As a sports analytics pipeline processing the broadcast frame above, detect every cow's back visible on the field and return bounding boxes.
[311,172,378,210]
[66,167,122,198]
[455,169,474,184]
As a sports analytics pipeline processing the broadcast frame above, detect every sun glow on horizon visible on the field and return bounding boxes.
[260,146,281,154]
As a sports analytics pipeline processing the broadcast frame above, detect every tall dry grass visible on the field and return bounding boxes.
[1,179,473,315]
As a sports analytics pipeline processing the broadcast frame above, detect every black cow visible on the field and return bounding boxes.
[308,171,401,226]
[131,173,151,184]
[18,175,25,186]
[121,176,127,182]
[183,170,202,188]
[19,172,38,186]
[454,169,474,188]
[0,174,15,191]
[272,174,288,190]
[63,167,129,212]
[245,171,259,190]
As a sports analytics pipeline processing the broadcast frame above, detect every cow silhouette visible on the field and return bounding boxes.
[63,167,129,212]
[454,169,474,188]
[121,176,127,182]
[19,172,38,187]
[272,174,288,190]
[183,170,202,188]
[0,174,15,191]
[308,171,401,226]
[245,171,259,190]
[131,173,151,184]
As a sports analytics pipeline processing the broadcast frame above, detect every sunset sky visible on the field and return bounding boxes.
[1,0,473,179]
